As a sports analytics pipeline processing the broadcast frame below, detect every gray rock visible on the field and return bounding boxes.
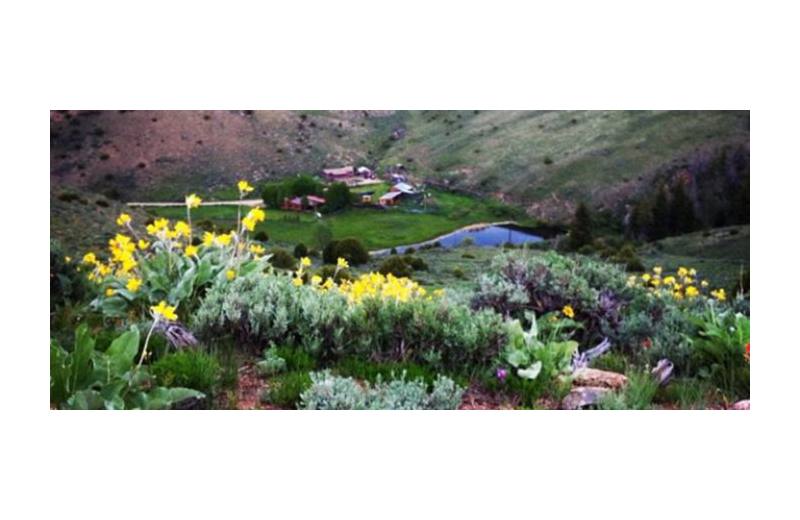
[562,386,611,410]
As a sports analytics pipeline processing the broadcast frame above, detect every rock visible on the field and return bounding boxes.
[732,400,750,410]
[562,386,611,410]
[572,368,627,389]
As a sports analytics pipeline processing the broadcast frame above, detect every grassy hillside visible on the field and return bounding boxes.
[379,110,749,220]
[50,110,748,222]
[638,225,749,290]
[50,110,375,201]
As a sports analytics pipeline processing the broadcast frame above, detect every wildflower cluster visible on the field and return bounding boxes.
[627,266,725,301]
[79,181,271,318]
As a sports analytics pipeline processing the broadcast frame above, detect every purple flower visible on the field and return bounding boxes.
[497,368,507,382]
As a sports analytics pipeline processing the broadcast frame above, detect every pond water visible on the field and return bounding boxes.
[394,224,544,253]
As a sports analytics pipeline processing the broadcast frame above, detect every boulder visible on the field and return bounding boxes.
[572,368,627,389]
[562,386,611,410]
[732,400,750,410]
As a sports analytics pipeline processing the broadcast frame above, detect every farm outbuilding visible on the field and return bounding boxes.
[321,166,355,182]
[282,195,327,211]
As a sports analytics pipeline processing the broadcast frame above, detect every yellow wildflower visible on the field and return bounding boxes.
[685,286,699,298]
[242,216,256,232]
[216,233,232,246]
[641,273,651,282]
[337,257,349,269]
[653,266,663,275]
[238,180,254,195]
[701,280,709,288]
[246,207,266,223]
[203,232,215,246]
[83,252,97,264]
[301,257,311,267]
[311,275,322,286]
[688,268,697,277]
[151,301,178,321]
[663,276,676,285]
[677,267,688,277]
[433,289,445,298]
[65,256,72,264]
[105,288,115,297]
[562,305,575,319]
[292,277,303,287]
[185,193,202,209]
[138,239,150,250]
[226,269,236,280]
[250,244,265,255]
[712,288,727,301]
[673,291,684,300]
[185,245,199,257]
[126,278,142,292]
[116,213,131,226]
[174,221,191,238]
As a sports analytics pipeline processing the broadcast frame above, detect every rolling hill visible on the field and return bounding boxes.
[50,110,749,221]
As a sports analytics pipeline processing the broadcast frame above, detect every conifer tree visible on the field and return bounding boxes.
[650,185,670,240]
[568,202,594,251]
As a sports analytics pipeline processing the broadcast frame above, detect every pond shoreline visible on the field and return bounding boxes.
[370,221,539,255]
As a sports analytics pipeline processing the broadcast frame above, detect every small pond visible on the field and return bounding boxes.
[393,224,544,253]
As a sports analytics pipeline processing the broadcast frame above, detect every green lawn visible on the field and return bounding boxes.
[145,188,527,250]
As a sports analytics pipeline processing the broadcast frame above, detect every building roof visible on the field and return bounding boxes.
[392,182,415,194]
[287,195,326,205]
[380,191,403,200]
[322,166,354,176]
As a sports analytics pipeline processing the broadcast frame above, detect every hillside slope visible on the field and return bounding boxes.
[50,110,748,220]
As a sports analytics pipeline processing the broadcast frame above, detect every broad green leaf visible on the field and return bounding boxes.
[506,349,529,368]
[70,324,96,394]
[518,361,542,380]
[67,389,105,410]
[105,327,141,374]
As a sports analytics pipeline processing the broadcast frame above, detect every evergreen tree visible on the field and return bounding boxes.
[568,202,594,251]
[733,179,750,225]
[650,185,670,240]
[630,198,654,240]
[669,182,696,234]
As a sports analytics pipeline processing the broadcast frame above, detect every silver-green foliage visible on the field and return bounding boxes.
[300,371,465,410]
[193,271,506,370]
[256,348,287,377]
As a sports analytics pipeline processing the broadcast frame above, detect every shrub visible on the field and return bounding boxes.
[610,244,645,272]
[462,253,475,259]
[254,231,269,242]
[379,255,412,278]
[332,237,370,266]
[316,265,352,284]
[151,350,221,396]
[407,256,428,271]
[256,348,287,377]
[322,240,340,264]
[293,242,308,259]
[269,248,297,269]
[259,371,313,408]
[472,251,646,349]
[452,267,467,279]
[299,371,465,410]
[194,271,506,372]
[50,240,86,310]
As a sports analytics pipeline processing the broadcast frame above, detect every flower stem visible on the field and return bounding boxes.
[137,317,160,370]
